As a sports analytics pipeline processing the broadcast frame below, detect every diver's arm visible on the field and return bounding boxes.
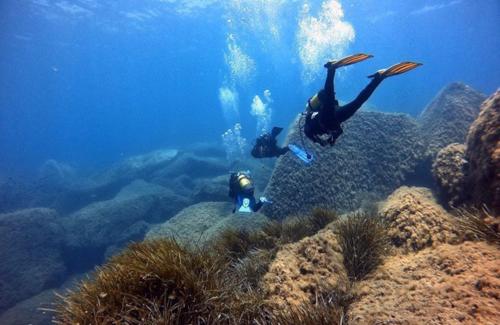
[252,197,263,212]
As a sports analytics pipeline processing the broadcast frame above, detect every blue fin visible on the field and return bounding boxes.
[288,144,313,164]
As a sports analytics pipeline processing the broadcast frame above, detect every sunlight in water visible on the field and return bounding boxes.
[250,90,273,135]
[297,0,355,83]
[218,86,240,126]
[224,33,256,85]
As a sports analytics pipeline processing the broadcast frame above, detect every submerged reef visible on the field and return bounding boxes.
[2,84,499,324]
[432,143,467,207]
[348,241,500,324]
[419,82,486,159]
[0,208,66,311]
[379,186,460,252]
[263,111,424,219]
[53,211,341,324]
[465,90,500,215]
[146,201,269,246]
[263,227,348,308]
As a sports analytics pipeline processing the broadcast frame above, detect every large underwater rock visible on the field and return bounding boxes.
[418,82,486,158]
[262,111,424,219]
[432,143,467,207]
[0,208,66,312]
[0,272,87,325]
[98,149,179,184]
[64,180,189,255]
[263,227,348,308]
[0,177,35,214]
[148,152,229,186]
[348,241,500,324]
[146,201,269,246]
[465,90,500,215]
[379,186,460,253]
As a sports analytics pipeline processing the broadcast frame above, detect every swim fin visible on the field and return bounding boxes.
[324,53,373,69]
[288,144,313,164]
[271,127,283,138]
[368,61,422,79]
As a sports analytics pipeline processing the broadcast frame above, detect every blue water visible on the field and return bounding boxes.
[0,0,499,174]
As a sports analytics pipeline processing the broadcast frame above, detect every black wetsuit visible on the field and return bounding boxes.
[251,133,289,158]
[251,127,289,158]
[304,68,383,146]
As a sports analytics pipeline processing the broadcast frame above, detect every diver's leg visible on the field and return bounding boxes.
[324,68,336,102]
[336,76,383,123]
[319,68,338,129]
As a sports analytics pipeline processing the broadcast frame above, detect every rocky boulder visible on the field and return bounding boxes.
[64,180,189,256]
[379,186,460,252]
[262,111,424,219]
[465,90,500,215]
[0,273,87,325]
[432,143,467,207]
[0,208,66,312]
[419,82,486,158]
[99,149,179,184]
[263,228,347,308]
[146,202,269,246]
[148,152,229,186]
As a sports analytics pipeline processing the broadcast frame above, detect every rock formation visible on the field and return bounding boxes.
[419,82,486,158]
[0,208,66,312]
[348,241,500,324]
[379,186,460,252]
[63,180,189,257]
[263,111,424,219]
[465,90,500,215]
[263,227,348,307]
[146,201,269,246]
[432,143,467,207]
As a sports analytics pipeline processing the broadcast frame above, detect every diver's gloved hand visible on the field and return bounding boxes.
[259,197,272,204]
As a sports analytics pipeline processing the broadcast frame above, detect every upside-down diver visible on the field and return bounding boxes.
[303,53,422,146]
[251,127,314,163]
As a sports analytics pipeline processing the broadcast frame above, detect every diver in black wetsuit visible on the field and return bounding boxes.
[303,54,422,146]
[251,127,289,158]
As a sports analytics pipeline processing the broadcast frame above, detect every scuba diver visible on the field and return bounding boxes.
[228,171,271,213]
[251,127,289,158]
[303,53,422,146]
[251,127,314,163]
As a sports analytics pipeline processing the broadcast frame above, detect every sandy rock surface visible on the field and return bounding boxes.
[380,186,461,252]
[146,201,269,246]
[419,82,486,158]
[465,90,500,215]
[348,241,500,325]
[432,143,467,207]
[263,228,348,307]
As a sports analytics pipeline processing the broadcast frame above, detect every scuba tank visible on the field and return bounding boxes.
[229,171,254,198]
[307,93,322,111]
